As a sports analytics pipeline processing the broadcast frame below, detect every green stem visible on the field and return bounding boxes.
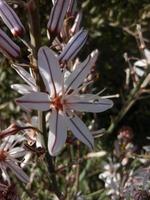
[83,189,104,199]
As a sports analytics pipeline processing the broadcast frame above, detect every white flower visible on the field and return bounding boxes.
[99,161,121,199]
[0,135,29,184]
[16,46,113,156]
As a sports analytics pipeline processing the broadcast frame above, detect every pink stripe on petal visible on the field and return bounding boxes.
[66,113,94,150]
[66,96,114,113]
[16,92,50,111]
[64,49,99,92]
[38,46,63,97]
[48,110,67,156]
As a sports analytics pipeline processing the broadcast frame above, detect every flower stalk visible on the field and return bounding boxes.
[26,0,62,198]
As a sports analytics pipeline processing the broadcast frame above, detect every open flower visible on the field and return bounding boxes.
[0,135,29,184]
[16,46,113,156]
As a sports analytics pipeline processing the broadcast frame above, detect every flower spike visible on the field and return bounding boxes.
[0,0,25,37]
[0,28,20,58]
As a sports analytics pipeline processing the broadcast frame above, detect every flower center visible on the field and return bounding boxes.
[52,96,63,111]
[0,150,7,161]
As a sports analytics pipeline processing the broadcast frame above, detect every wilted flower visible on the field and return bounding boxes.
[133,190,149,200]
[11,64,37,94]
[16,46,113,156]
[0,123,21,139]
[0,0,25,37]
[0,134,29,184]
[0,28,20,58]
[0,182,20,200]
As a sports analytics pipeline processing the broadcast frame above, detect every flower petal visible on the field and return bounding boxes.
[11,84,34,94]
[48,110,67,156]
[66,95,113,113]
[66,113,94,150]
[0,0,25,36]
[0,28,20,58]
[16,92,50,111]
[144,48,150,64]
[58,29,88,62]
[6,161,29,183]
[38,46,63,96]
[64,49,99,92]
[12,64,36,89]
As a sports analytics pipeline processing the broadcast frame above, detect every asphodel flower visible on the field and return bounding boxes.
[0,0,25,37]
[0,134,29,184]
[16,47,113,156]
[0,28,20,58]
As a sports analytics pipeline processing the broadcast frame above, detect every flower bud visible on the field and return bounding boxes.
[70,11,82,35]
[47,0,70,36]
[67,0,77,17]
[0,0,25,37]
[0,28,20,58]
[58,29,88,62]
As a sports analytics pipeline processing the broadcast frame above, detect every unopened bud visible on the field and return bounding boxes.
[58,29,88,62]
[70,11,82,35]
[0,0,25,37]
[47,0,70,36]
[0,28,20,58]
[67,0,77,17]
